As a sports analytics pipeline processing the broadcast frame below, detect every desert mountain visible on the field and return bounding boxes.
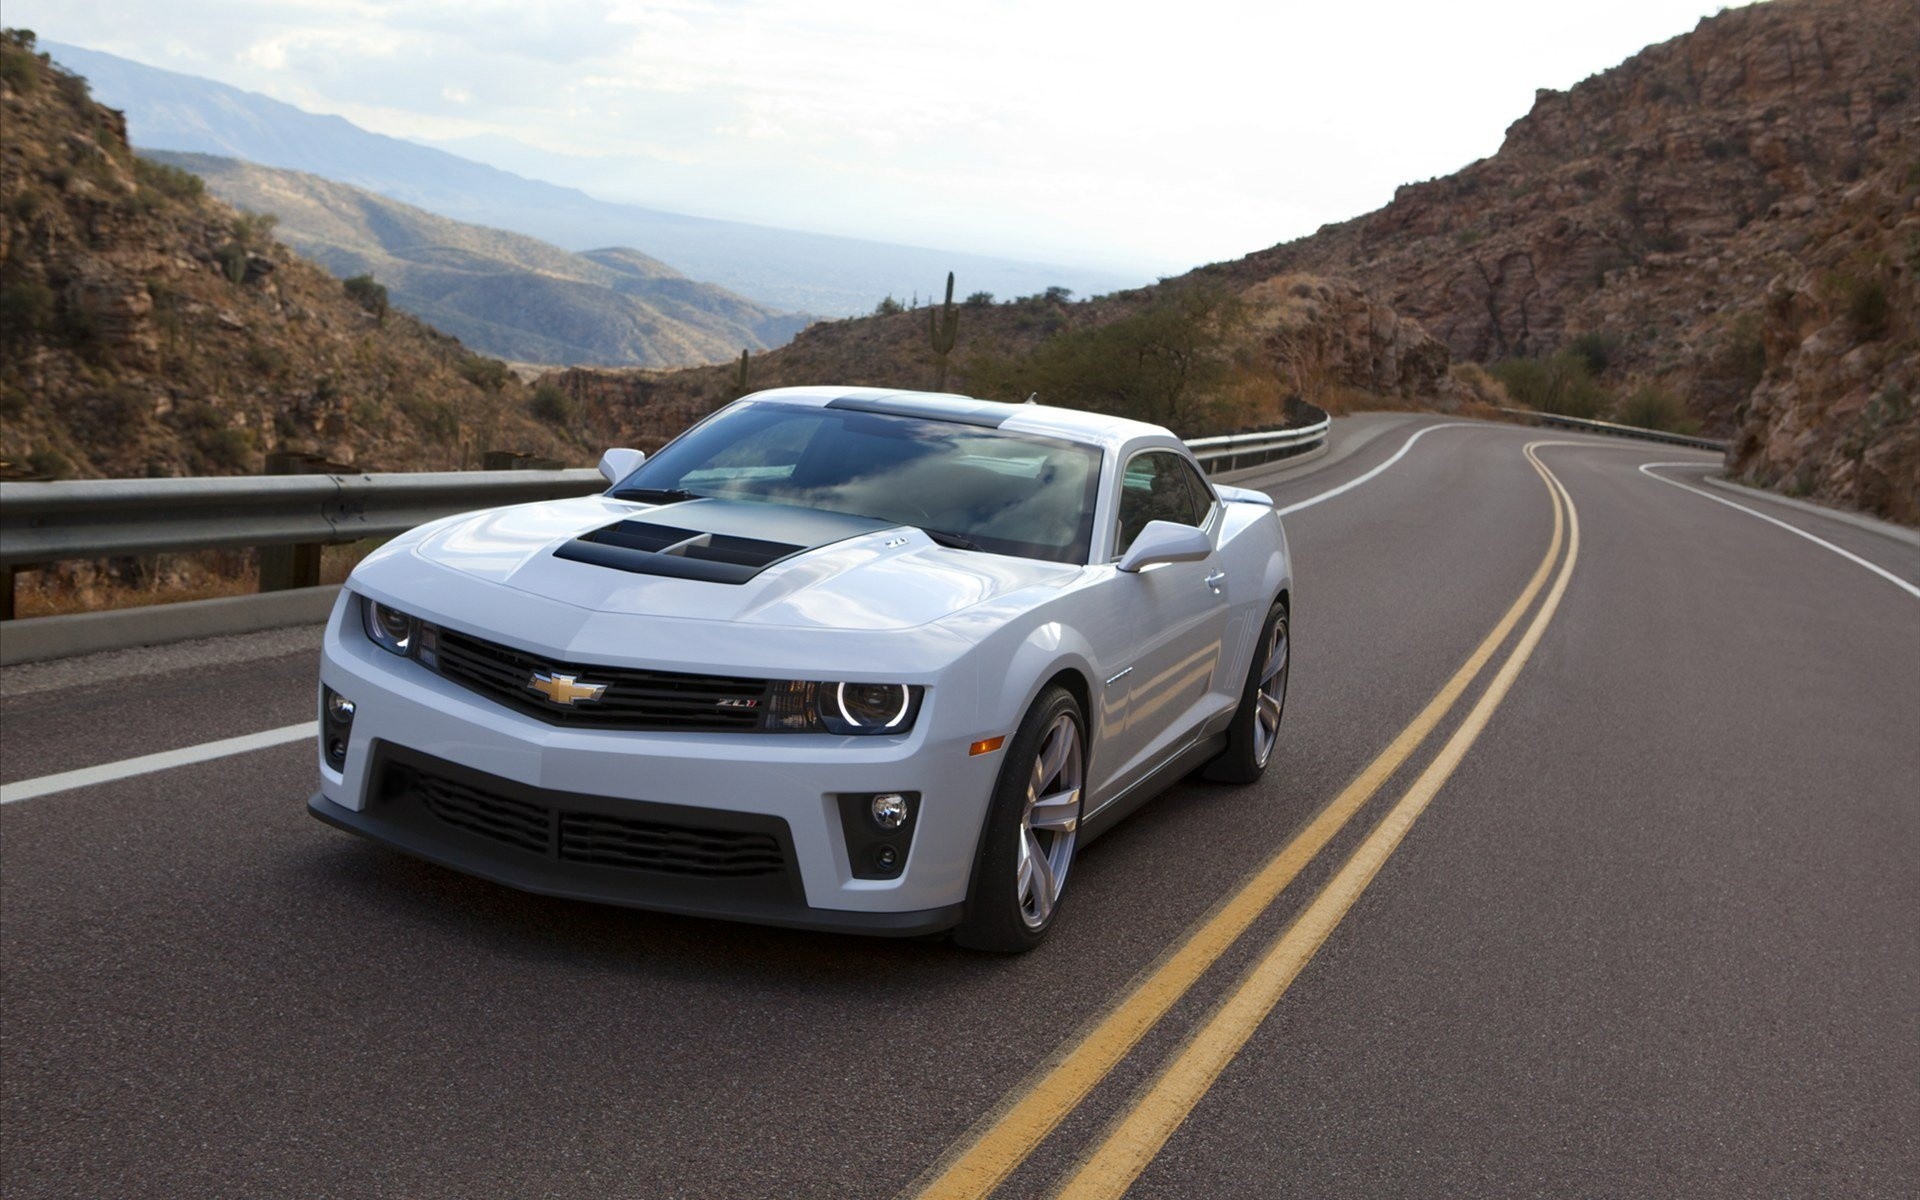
[148,152,808,368]
[0,32,587,479]
[557,0,1918,523]
[1197,0,1918,520]
[44,41,1141,317]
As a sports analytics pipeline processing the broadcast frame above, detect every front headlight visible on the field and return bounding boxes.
[359,597,440,666]
[830,682,914,731]
[764,680,923,735]
[362,599,415,655]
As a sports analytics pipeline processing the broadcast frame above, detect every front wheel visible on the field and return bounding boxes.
[955,687,1085,953]
[1203,599,1289,784]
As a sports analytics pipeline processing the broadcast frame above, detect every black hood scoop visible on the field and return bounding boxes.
[554,498,894,585]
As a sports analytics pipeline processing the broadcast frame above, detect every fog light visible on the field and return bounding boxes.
[325,691,355,723]
[871,792,909,829]
[874,845,899,869]
[326,736,348,765]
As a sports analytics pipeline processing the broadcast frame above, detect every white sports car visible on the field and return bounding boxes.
[310,387,1292,950]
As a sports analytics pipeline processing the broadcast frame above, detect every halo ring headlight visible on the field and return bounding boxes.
[835,682,911,730]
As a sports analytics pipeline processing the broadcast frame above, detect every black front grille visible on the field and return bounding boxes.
[431,626,771,732]
[388,756,791,882]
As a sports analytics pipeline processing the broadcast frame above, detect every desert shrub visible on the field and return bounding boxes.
[343,273,389,321]
[969,285,1244,433]
[965,291,994,306]
[230,211,279,249]
[214,242,249,285]
[27,448,73,479]
[458,355,512,391]
[1449,361,1509,409]
[0,279,55,338]
[0,31,40,93]
[199,427,254,470]
[1614,386,1699,433]
[1489,351,1608,419]
[132,157,204,202]
[872,295,904,316]
[397,392,458,440]
[530,382,575,425]
[1043,286,1073,304]
[1843,274,1890,339]
[1565,331,1620,375]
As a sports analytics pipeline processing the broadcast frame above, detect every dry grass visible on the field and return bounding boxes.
[10,539,386,619]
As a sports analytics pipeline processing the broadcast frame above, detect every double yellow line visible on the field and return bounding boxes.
[909,443,1582,1200]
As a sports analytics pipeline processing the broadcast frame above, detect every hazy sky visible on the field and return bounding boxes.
[11,1,1741,275]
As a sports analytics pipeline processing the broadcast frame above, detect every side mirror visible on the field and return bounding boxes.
[597,447,646,484]
[1116,520,1212,573]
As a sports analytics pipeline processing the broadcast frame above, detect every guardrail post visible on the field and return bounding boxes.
[258,451,327,592]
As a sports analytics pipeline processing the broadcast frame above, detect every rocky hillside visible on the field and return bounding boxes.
[150,153,809,368]
[1200,0,1918,520]
[0,30,589,479]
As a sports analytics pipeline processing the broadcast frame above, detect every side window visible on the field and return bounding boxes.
[1116,450,1210,555]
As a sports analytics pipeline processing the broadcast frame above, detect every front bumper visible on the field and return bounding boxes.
[308,747,962,935]
[314,592,1002,931]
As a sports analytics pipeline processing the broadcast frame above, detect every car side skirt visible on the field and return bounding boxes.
[1079,731,1229,844]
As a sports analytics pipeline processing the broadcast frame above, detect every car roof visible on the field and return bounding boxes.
[735,386,1181,454]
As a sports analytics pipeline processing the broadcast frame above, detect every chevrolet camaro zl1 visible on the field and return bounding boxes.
[310,387,1292,951]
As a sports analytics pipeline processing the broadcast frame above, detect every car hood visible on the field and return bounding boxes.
[405,495,1081,630]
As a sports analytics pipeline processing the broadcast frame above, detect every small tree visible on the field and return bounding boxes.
[873,295,905,316]
[343,274,389,323]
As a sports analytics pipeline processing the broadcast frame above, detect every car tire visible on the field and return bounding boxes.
[1203,598,1289,784]
[954,686,1086,953]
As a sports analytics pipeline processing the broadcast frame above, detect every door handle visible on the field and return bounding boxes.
[1204,570,1226,594]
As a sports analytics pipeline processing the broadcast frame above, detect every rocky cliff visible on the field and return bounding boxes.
[0,30,587,479]
[1202,0,1918,520]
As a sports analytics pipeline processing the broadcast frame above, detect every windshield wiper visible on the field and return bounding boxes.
[921,528,984,551]
[612,486,704,504]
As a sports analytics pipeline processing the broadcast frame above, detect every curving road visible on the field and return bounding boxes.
[4,415,1916,1198]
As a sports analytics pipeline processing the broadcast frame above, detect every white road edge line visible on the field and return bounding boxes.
[0,421,1516,807]
[1640,462,1920,601]
[1275,422,1476,516]
[0,722,318,805]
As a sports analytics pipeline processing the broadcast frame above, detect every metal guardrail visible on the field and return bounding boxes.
[0,416,1334,621]
[1187,416,1332,474]
[1497,408,1728,452]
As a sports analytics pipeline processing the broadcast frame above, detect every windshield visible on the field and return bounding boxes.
[612,402,1104,564]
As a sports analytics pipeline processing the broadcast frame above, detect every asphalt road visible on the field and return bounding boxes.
[4,416,1916,1198]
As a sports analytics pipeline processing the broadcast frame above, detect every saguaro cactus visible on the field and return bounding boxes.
[929,271,959,391]
[734,348,750,396]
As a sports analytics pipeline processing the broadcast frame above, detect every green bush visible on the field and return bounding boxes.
[1489,351,1608,419]
[1565,331,1620,376]
[1843,274,1890,339]
[0,30,41,93]
[458,355,512,391]
[214,242,249,285]
[0,279,55,338]
[1614,386,1699,434]
[343,273,389,321]
[964,291,994,306]
[872,295,905,316]
[132,157,205,202]
[970,286,1244,432]
[230,211,279,249]
[530,382,575,426]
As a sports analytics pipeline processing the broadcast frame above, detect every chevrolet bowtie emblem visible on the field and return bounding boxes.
[527,670,607,706]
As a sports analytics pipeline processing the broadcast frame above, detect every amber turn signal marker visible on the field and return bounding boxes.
[968,736,1006,756]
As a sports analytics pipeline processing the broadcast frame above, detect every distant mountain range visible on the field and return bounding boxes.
[152,153,807,367]
[45,42,1141,317]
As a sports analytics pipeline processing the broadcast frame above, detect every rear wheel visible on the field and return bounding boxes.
[955,687,1085,953]
[1203,599,1289,784]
